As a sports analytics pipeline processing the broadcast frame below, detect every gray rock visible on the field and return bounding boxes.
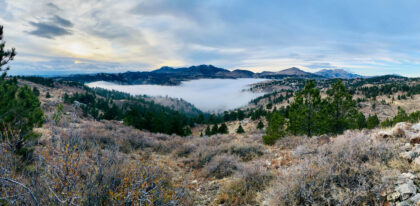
[396,181,417,200]
[413,157,420,170]
[400,151,417,161]
[401,173,417,180]
[401,143,413,152]
[397,194,420,206]
[413,123,420,132]
[388,191,401,201]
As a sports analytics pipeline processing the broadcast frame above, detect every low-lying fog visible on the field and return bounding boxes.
[86,78,267,112]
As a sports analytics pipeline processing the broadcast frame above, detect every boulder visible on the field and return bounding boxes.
[396,181,417,200]
[376,131,393,139]
[413,123,420,132]
[397,193,420,206]
[413,157,420,170]
[400,151,417,161]
[401,173,417,180]
[401,143,412,152]
[396,122,413,130]
[388,191,401,201]
[412,145,420,154]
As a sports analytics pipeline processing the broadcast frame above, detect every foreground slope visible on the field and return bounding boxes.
[3,79,420,205]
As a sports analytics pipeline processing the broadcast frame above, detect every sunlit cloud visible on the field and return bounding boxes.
[1,0,420,76]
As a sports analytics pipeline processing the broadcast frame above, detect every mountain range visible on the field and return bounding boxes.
[54,65,364,85]
[315,69,363,79]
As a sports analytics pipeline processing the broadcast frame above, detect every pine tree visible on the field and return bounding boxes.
[205,125,212,136]
[356,112,367,130]
[32,87,40,96]
[46,92,51,98]
[263,111,285,145]
[218,123,229,134]
[211,123,219,135]
[257,121,264,130]
[236,124,245,134]
[393,108,409,125]
[184,126,192,136]
[367,114,380,129]
[326,80,358,134]
[287,80,322,137]
[0,25,16,79]
[381,118,393,128]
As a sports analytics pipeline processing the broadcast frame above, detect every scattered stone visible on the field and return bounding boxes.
[396,181,417,200]
[393,126,407,138]
[397,193,420,206]
[396,122,413,131]
[376,131,393,139]
[401,173,417,180]
[388,191,401,201]
[400,151,417,161]
[401,143,412,152]
[413,123,420,132]
[412,145,420,154]
[413,157,420,170]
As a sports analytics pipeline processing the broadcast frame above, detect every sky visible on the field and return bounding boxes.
[1,0,420,77]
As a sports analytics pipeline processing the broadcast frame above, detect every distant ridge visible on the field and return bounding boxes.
[53,65,366,85]
[315,69,363,79]
[257,67,324,79]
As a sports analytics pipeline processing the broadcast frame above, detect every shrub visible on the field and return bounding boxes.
[269,132,396,205]
[216,164,273,205]
[203,154,241,179]
[229,144,264,161]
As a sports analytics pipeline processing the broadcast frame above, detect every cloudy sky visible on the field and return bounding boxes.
[1,0,420,76]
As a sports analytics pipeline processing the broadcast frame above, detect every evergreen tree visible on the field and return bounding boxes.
[0,25,16,79]
[393,108,409,125]
[287,80,322,137]
[184,126,192,136]
[381,118,393,128]
[218,123,229,134]
[356,112,367,130]
[205,125,211,136]
[0,25,44,160]
[366,114,380,129]
[32,87,40,96]
[211,123,219,135]
[326,80,358,134]
[46,92,51,98]
[236,124,245,134]
[263,111,285,145]
[257,121,264,130]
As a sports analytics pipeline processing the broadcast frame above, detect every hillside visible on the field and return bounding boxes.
[315,69,363,79]
[4,78,420,205]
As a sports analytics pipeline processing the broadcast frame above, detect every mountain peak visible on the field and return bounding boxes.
[315,69,363,79]
[277,67,310,75]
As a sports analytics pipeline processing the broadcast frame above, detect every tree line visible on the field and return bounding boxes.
[264,80,371,145]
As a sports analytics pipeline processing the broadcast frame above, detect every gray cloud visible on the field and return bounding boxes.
[53,15,73,27]
[46,2,60,10]
[28,15,73,39]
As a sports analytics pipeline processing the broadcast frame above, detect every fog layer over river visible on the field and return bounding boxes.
[86,78,267,112]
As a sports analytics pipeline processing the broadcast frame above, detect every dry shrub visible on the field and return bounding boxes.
[175,143,196,157]
[269,131,397,205]
[216,163,273,205]
[229,143,264,161]
[203,154,241,179]
[1,121,192,205]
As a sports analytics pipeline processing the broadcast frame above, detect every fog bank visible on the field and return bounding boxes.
[86,78,267,112]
